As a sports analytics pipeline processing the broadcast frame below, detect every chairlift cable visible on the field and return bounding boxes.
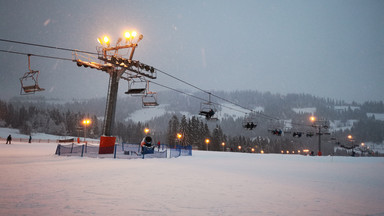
[0,38,97,55]
[149,80,248,114]
[0,49,73,61]
[155,68,209,94]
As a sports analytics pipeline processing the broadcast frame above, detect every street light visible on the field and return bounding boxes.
[238,145,242,152]
[144,128,150,135]
[310,116,316,122]
[177,133,183,147]
[82,118,91,142]
[221,142,225,151]
[205,138,210,151]
[177,133,182,140]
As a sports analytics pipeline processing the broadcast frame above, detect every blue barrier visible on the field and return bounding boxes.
[55,143,192,159]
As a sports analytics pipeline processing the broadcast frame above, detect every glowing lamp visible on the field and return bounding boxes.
[177,133,182,139]
[310,116,316,122]
[82,119,91,125]
[103,36,109,44]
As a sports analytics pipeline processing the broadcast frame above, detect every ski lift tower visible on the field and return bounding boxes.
[73,31,157,140]
[310,116,330,156]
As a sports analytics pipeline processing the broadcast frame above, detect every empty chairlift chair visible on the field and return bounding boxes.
[125,77,147,95]
[141,81,159,107]
[19,54,45,95]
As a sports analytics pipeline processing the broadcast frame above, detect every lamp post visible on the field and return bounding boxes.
[82,118,91,143]
[238,145,242,152]
[221,142,225,151]
[205,138,210,151]
[347,135,357,156]
[177,133,183,147]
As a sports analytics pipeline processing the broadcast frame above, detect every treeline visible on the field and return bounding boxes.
[0,100,101,138]
[0,99,158,143]
[1,92,384,146]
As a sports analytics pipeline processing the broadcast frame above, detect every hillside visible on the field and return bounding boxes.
[1,90,384,150]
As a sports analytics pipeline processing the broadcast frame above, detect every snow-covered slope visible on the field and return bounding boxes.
[0,141,383,216]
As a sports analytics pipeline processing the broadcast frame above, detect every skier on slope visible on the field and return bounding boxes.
[6,134,12,144]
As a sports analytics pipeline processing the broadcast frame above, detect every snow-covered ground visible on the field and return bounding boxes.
[334,106,360,111]
[292,107,316,114]
[367,113,384,121]
[0,127,63,141]
[1,140,384,216]
[329,120,359,132]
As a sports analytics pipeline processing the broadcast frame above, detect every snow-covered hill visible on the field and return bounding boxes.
[1,141,383,216]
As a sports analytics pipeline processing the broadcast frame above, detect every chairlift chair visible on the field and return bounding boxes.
[125,77,147,95]
[267,120,284,136]
[141,81,159,107]
[269,129,283,136]
[292,132,303,138]
[20,55,45,95]
[242,112,258,130]
[306,131,315,137]
[198,93,219,121]
[142,92,159,107]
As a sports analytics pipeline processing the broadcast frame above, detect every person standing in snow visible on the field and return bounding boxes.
[6,134,12,144]
[29,135,32,143]
[157,141,161,152]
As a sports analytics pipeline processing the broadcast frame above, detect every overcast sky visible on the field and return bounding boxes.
[0,0,383,103]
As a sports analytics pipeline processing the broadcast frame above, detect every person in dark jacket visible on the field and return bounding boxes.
[6,134,12,144]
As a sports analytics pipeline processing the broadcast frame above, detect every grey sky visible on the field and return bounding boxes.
[0,0,383,103]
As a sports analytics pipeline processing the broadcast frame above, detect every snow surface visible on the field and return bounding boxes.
[125,103,265,123]
[0,127,63,141]
[126,104,170,122]
[334,106,360,111]
[367,113,384,121]
[292,107,316,114]
[329,120,359,132]
[1,140,384,216]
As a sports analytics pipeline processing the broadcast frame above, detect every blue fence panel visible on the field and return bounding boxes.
[170,148,181,158]
[180,145,192,156]
[56,143,191,159]
[143,150,167,159]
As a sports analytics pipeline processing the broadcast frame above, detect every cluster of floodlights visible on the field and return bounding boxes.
[97,31,143,47]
